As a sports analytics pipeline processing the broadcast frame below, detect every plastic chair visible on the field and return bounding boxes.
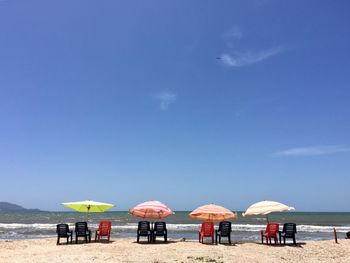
[199,222,214,244]
[153,222,167,242]
[137,221,152,243]
[56,224,73,245]
[95,221,112,242]
[215,221,232,245]
[279,223,297,245]
[261,223,279,244]
[75,222,91,243]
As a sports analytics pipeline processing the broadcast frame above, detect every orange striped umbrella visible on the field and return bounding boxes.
[189,204,237,222]
[129,200,174,219]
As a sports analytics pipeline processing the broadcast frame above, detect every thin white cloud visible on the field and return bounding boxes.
[154,91,177,110]
[222,26,242,40]
[276,145,350,157]
[220,46,284,67]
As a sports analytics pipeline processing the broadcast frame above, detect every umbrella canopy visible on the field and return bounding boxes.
[189,204,237,222]
[129,200,174,219]
[242,200,295,217]
[62,200,114,213]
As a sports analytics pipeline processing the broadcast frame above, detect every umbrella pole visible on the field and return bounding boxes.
[151,221,154,243]
[87,206,90,223]
[266,215,269,224]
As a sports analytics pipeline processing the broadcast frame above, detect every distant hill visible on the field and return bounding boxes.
[0,202,41,212]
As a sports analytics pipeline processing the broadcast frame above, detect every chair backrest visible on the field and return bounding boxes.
[98,221,112,235]
[266,223,279,235]
[75,222,88,234]
[218,221,231,235]
[154,222,166,232]
[201,222,214,236]
[283,223,296,236]
[56,224,69,235]
[138,221,150,234]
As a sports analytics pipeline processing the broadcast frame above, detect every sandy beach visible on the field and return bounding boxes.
[1,238,349,263]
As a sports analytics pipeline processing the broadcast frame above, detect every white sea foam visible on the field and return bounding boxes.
[0,223,349,233]
[0,223,57,229]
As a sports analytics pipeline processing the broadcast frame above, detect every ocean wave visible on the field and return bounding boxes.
[297,225,350,233]
[0,223,58,229]
[0,223,348,233]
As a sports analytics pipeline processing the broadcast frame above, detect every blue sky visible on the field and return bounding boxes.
[0,0,349,211]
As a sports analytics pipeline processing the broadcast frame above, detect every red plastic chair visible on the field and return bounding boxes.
[198,222,214,244]
[261,223,279,244]
[95,221,112,242]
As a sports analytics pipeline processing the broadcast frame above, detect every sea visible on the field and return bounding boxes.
[0,211,349,241]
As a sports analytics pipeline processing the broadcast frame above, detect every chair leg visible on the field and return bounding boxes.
[293,237,296,246]
[228,234,231,244]
[137,234,139,243]
[215,234,218,245]
[57,237,60,245]
[76,237,78,244]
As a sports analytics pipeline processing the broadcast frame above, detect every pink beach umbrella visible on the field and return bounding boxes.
[129,200,175,219]
[190,204,237,222]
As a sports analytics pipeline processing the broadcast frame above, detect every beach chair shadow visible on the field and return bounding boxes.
[216,242,236,246]
[133,240,177,245]
[94,239,115,244]
[281,242,305,248]
[257,242,305,248]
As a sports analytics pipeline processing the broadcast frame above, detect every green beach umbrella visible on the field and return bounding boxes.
[62,200,114,221]
[62,200,114,213]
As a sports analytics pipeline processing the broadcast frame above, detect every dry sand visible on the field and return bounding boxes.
[1,238,350,263]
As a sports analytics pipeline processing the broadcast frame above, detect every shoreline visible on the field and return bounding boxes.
[1,238,350,262]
